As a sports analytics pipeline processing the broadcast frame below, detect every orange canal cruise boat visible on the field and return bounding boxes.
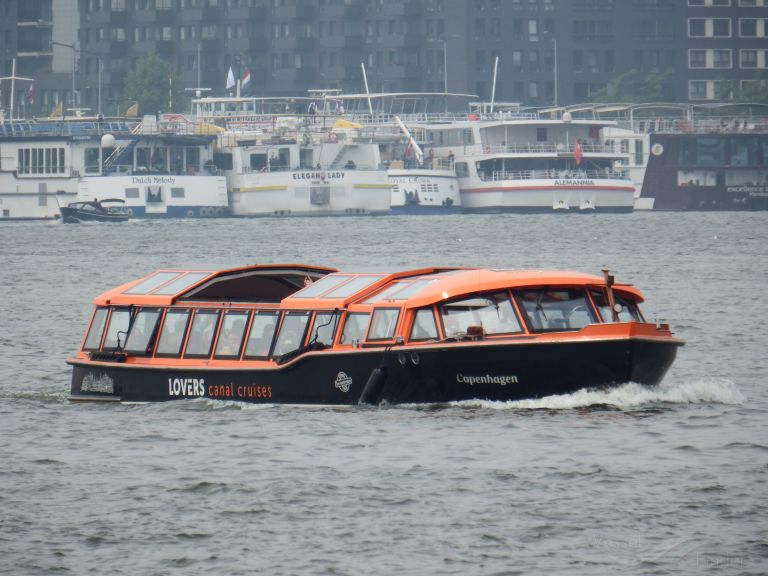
[67,264,683,404]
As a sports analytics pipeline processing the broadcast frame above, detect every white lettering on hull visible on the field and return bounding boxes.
[168,377,206,397]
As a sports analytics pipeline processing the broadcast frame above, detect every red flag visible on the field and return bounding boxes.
[573,138,583,167]
[27,83,34,105]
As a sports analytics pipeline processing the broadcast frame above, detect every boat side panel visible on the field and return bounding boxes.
[70,338,680,404]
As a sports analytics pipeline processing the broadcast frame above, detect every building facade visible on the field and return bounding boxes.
[1,0,766,118]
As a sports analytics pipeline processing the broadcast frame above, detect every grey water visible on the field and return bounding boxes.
[0,212,766,575]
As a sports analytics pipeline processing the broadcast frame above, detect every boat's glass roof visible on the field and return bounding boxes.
[123,271,181,295]
[153,272,211,295]
[364,279,435,303]
[291,274,385,299]
[291,274,353,298]
[323,275,385,298]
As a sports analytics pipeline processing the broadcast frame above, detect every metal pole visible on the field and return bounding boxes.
[98,57,102,116]
[553,38,558,108]
[443,40,447,93]
[10,58,16,121]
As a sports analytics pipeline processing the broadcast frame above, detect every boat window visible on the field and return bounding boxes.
[589,290,644,323]
[243,311,279,358]
[83,308,108,350]
[123,271,181,295]
[153,272,210,295]
[102,308,132,350]
[213,311,250,358]
[441,293,522,337]
[323,275,385,298]
[272,312,310,357]
[368,308,400,341]
[291,274,353,298]
[309,311,339,346]
[455,162,469,177]
[410,308,439,341]
[124,308,161,355]
[184,310,220,357]
[156,309,191,356]
[515,289,597,332]
[340,312,370,345]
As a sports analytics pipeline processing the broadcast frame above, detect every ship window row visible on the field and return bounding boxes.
[82,288,643,358]
[84,307,350,360]
[17,148,66,175]
[678,137,768,167]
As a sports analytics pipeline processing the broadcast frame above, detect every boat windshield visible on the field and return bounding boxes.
[124,308,161,355]
[516,289,597,332]
[589,289,643,323]
[103,308,131,350]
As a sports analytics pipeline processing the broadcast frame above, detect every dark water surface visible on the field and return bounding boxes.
[1,213,766,575]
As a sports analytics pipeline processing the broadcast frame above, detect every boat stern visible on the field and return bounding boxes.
[68,361,122,402]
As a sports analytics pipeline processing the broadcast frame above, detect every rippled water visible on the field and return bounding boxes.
[1,213,766,575]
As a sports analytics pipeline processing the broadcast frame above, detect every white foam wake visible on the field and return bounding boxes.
[453,379,747,411]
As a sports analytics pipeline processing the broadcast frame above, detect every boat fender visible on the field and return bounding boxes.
[358,365,387,405]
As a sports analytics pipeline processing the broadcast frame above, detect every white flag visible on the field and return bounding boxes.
[226,67,235,90]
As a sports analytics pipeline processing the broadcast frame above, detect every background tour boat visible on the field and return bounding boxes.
[59,198,129,223]
[68,263,683,405]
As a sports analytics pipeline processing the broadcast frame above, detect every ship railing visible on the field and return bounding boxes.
[0,120,136,138]
[615,116,768,134]
[468,142,620,155]
[239,163,381,174]
[96,164,215,176]
[482,169,631,182]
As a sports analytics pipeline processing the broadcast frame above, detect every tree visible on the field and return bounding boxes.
[590,69,670,103]
[122,54,183,116]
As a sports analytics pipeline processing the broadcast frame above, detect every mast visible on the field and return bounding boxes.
[0,59,33,121]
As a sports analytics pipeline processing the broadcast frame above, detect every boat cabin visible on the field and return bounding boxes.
[76,264,649,366]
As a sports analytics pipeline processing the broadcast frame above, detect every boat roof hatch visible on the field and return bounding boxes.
[96,264,336,306]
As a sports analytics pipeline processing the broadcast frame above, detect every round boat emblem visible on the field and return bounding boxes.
[334,371,352,392]
[651,143,664,156]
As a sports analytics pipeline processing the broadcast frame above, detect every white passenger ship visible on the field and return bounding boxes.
[0,117,228,220]
[408,103,635,213]
[192,96,391,216]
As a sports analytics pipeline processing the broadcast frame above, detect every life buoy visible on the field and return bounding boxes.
[214,207,224,217]
[186,209,195,218]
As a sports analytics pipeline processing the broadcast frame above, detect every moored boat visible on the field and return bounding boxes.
[67,264,683,405]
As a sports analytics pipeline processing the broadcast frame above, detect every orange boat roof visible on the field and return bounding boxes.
[93,264,642,308]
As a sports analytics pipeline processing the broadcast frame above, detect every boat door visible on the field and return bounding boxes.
[145,183,167,215]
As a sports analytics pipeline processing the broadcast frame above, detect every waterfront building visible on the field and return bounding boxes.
[0,1,766,119]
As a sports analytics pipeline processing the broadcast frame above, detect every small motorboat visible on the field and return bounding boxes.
[59,198,130,223]
[67,264,684,405]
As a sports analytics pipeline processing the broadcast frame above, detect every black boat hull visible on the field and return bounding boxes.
[60,207,129,223]
[69,338,680,405]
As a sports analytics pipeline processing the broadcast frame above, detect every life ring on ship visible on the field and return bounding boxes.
[186,209,195,218]
[483,144,491,153]
[214,207,224,217]
[125,208,134,217]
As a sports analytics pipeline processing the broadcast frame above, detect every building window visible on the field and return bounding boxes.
[740,50,758,67]
[712,19,731,36]
[689,49,706,68]
[689,80,707,100]
[713,49,732,68]
[689,19,706,37]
